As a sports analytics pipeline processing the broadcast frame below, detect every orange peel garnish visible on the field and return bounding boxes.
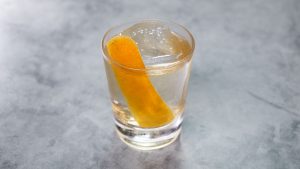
[106,36,174,128]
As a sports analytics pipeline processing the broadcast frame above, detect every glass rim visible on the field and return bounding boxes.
[101,19,195,71]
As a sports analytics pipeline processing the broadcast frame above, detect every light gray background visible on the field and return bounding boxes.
[1,0,300,168]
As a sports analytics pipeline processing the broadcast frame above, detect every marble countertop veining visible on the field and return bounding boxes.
[0,0,300,168]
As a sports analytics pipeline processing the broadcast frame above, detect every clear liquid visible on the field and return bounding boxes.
[104,21,192,129]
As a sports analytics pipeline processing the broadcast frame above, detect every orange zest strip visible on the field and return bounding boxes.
[106,36,174,128]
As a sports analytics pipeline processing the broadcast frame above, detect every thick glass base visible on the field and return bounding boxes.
[115,117,182,150]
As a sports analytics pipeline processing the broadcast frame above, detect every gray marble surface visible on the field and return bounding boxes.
[0,0,300,168]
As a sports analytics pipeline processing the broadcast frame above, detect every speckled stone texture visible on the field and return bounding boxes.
[0,0,300,168]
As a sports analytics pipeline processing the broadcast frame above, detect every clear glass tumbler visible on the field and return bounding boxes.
[102,20,195,150]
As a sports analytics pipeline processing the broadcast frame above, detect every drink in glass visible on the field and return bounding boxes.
[102,20,195,150]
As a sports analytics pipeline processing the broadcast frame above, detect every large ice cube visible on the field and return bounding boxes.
[121,21,190,66]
